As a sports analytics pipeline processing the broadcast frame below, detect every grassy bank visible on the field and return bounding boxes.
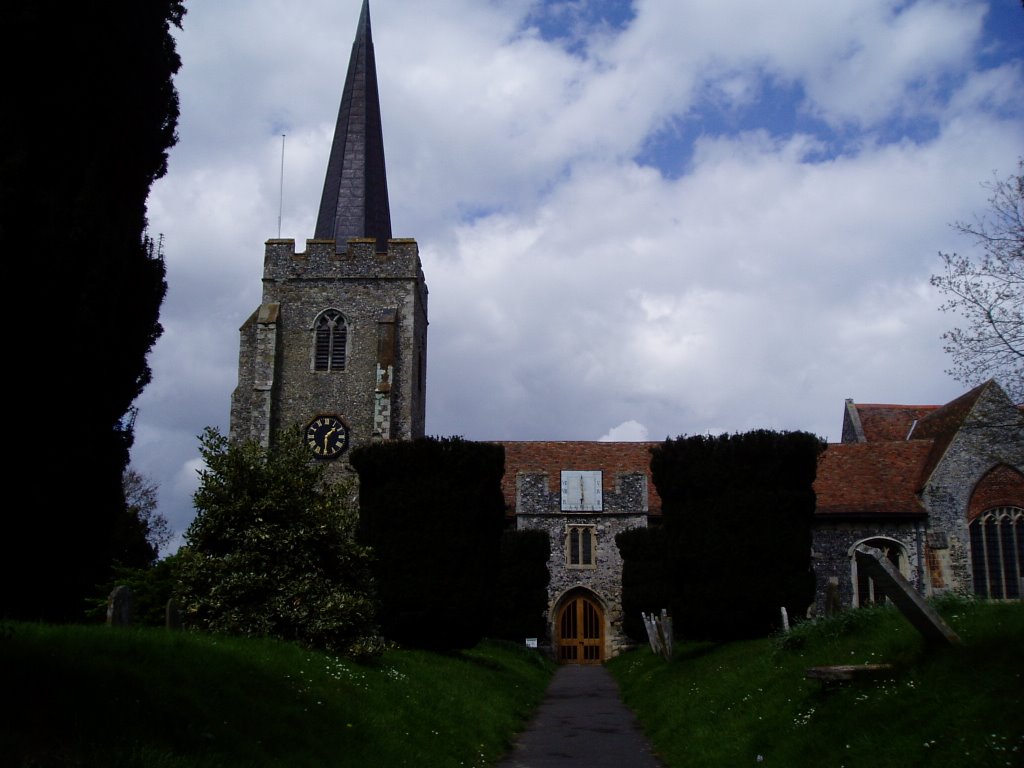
[0,623,553,768]
[608,598,1023,767]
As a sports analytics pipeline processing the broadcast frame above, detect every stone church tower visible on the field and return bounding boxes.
[230,0,427,475]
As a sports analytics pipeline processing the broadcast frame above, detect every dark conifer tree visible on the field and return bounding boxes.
[0,2,184,620]
[351,438,507,650]
[651,430,824,641]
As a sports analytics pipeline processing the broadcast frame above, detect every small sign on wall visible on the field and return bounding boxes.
[525,638,538,649]
[561,470,603,511]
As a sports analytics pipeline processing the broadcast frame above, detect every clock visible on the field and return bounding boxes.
[305,415,349,459]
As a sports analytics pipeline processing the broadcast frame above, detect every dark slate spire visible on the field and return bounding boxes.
[315,0,392,251]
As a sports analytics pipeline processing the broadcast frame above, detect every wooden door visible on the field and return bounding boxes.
[557,595,603,664]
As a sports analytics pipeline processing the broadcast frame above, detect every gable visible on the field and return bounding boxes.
[496,441,661,516]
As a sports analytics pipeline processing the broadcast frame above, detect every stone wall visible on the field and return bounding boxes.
[230,237,427,479]
[811,521,924,614]
[918,385,1024,594]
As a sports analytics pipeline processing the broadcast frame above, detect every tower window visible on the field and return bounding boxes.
[314,310,347,371]
[567,526,596,569]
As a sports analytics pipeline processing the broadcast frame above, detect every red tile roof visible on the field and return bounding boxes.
[813,441,931,518]
[494,441,661,515]
[855,404,939,442]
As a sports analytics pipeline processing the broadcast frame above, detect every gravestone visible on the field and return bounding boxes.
[165,598,183,631]
[642,609,674,660]
[854,545,960,645]
[106,585,134,627]
[825,578,841,617]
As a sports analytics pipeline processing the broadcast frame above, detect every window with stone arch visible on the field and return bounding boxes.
[313,309,348,372]
[969,506,1022,600]
[566,526,596,569]
[852,537,906,607]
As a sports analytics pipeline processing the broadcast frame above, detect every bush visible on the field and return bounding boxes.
[176,427,378,655]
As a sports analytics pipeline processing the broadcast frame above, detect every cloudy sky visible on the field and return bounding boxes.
[140,0,1023,549]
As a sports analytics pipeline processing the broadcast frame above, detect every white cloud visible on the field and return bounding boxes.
[599,420,651,442]
[137,0,1024,545]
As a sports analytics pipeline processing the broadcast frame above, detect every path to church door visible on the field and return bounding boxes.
[557,594,603,664]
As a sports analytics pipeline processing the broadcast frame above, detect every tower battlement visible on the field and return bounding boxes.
[263,237,424,282]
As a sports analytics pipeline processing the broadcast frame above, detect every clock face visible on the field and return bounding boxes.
[305,415,349,460]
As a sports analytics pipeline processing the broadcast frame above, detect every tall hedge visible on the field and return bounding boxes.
[615,526,672,642]
[350,438,506,650]
[652,430,824,641]
[490,529,550,641]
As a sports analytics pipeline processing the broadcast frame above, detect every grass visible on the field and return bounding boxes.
[0,623,554,768]
[608,598,1023,768]
[6,600,1020,767]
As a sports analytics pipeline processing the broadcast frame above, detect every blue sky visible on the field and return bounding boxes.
[141,0,1023,549]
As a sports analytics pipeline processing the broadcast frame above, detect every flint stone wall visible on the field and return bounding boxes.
[515,471,648,658]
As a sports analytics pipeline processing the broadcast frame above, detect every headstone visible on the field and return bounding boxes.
[825,577,841,617]
[641,609,674,660]
[165,598,183,631]
[854,546,961,645]
[106,585,134,627]
[780,606,790,633]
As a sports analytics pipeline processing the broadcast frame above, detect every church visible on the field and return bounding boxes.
[230,1,1023,663]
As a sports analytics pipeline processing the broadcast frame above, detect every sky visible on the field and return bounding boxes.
[140,0,1023,551]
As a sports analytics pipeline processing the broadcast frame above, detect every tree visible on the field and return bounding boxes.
[931,160,1023,403]
[351,438,506,650]
[122,468,174,558]
[0,2,184,621]
[175,427,378,656]
[649,430,823,641]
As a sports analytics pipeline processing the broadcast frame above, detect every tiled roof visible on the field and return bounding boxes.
[494,441,661,515]
[813,441,932,518]
[854,404,939,442]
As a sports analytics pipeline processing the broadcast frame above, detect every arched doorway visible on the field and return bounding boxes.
[851,537,906,607]
[556,591,604,664]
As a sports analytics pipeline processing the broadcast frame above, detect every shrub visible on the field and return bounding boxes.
[176,427,378,655]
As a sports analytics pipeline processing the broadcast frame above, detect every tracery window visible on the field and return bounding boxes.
[567,526,596,569]
[314,310,347,371]
[970,506,1023,600]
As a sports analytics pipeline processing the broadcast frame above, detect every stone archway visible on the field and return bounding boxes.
[850,537,907,607]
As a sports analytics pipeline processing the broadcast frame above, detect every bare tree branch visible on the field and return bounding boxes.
[931,159,1024,403]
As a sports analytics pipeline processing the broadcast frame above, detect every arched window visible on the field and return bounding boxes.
[970,507,1023,600]
[313,310,347,371]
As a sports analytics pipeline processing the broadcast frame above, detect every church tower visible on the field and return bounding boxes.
[230,0,427,471]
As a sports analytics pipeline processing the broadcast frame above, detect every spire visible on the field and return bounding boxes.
[315,0,392,251]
